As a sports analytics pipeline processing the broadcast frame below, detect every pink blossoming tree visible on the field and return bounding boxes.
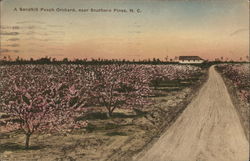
[1,65,89,149]
[89,64,152,117]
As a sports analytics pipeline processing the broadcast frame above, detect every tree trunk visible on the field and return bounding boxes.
[25,134,31,149]
[107,110,112,118]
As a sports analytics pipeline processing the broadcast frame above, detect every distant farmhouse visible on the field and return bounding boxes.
[179,56,204,64]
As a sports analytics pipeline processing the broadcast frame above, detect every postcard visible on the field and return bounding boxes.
[0,0,249,161]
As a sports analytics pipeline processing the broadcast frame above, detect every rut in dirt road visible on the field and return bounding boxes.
[135,66,249,161]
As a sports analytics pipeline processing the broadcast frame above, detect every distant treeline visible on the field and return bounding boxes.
[0,56,248,66]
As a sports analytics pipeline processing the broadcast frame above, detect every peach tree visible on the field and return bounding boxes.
[1,65,88,149]
[89,64,152,117]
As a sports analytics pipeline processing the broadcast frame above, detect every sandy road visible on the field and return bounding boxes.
[136,66,249,161]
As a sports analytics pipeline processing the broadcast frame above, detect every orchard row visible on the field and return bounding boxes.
[0,64,201,148]
[216,64,249,103]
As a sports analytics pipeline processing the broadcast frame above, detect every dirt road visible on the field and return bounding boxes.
[135,66,249,161]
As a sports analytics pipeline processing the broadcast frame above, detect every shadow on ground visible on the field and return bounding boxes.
[76,110,147,121]
[0,142,46,152]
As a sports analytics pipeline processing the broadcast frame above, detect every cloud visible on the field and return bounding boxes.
[22,25,47,30]
[0,32,19,35]
[0,48,19,53]
[49,31,65,34]
[16,21,45,24]
[28,43,45,47]
[23,37,50,41]
[0,49,10,53]
[7,38,20,41]
[26,25,40,30]
[1,25,46,30]
[47,25,63,28]
[12,50,19,53]
[0,25,20,30]
[26,49,45,53]
[230,28,249,36]
[24,31,36,35]
[24,31,49,36]
[3,44,20,47]
[23,37,64,42]
[48,48,63,50]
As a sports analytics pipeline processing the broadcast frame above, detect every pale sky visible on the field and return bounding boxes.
[1,0,249,61]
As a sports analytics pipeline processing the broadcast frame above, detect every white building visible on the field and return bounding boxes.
[179,56,204,64]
